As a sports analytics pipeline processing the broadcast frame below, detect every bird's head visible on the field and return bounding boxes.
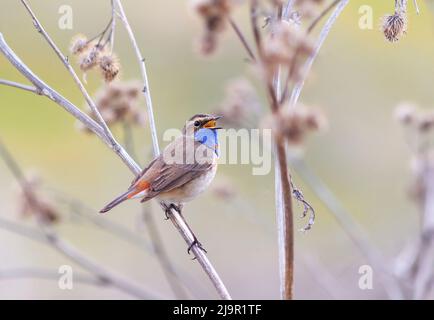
[183,114,222,135]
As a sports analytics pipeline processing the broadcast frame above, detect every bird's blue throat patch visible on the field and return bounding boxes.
[194,128,219,156]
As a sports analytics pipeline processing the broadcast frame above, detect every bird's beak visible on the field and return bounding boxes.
[203,116,223,129]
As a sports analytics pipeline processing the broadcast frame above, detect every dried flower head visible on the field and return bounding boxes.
[78,81,146,131]
[213,78,262,128]
[14,174,59,224]
[70,34,89,55]
[381,12,407,42]
[191,0,236,55]
[264,103,327,146]
[79,44,103,71]
[99,54,120,82]
[262,20,314,82]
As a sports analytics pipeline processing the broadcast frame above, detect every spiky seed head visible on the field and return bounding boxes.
[382,12,407,43]
[99,54,120,82]
[79,45,102,71]
[70,34,89,55]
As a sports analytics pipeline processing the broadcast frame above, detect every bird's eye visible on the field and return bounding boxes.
[194,121,200,127]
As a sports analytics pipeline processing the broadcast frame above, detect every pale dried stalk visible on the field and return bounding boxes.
[0,79,40,94]
[109,0,116,53]
[20,0,116,146]
[248,0,294,299]
[413,158,434,299]
[1,2,231,299]
[0,33,140,174]
[121,124,189,299]
[114,0,160,156]
[289,0,350,109]
[114,0,231,299]
[275,3,295,300]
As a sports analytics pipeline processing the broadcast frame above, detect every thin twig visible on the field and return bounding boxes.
[288,0,349,109]
[109,0,117,53]
[0,34,140,174]
[307,0,341,34]
[20,0,116,146]
[228,17,256,62]
[0,79,40,94]
[0,29,230,300]
[114,0,231,300]
[122,124,189,299]
[46,189,209,298]
[114,0,160,156]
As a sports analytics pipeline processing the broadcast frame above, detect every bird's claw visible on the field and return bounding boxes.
[161,203,182,220]
[187,237,207,258]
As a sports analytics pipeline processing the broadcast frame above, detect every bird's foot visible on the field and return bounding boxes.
[161,203,182,220]
[187,236,207,258]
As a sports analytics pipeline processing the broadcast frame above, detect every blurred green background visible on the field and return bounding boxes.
[0,0,432,299]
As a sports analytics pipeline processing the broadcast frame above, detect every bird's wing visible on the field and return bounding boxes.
[150,161,213,193]
[130,136,214,201]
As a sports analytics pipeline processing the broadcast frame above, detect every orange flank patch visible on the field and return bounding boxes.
[127,180,150,199]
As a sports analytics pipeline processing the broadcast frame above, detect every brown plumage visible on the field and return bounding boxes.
[100,114,221,213]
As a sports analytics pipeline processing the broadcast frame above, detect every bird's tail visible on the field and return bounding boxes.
[99,189,132,213]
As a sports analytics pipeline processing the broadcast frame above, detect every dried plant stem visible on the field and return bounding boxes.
[114,0,231,299]
[20,0,116,146]
[413,157,434,299]
[2,0,231,299]
[122,124,189,299]
[0,34,140,174]
[109,0,116,53]
[0,29,230,301]
[275,140,294,299]
[48,189,209,298]
[0,79,40,94]
[248,0,294,299]
[288,0,349,109]
[229,17,256,62]
[114,0,160,156]
[307,0,341,34]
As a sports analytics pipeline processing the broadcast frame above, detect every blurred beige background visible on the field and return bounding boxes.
[0,0,433,299]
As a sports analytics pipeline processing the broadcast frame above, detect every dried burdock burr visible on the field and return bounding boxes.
[99,53,120,82]
[70,34,90,55]
[382,0,408,42]
[79,44,103,72]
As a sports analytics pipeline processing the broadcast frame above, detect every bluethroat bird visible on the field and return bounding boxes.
[100,114,222,253]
